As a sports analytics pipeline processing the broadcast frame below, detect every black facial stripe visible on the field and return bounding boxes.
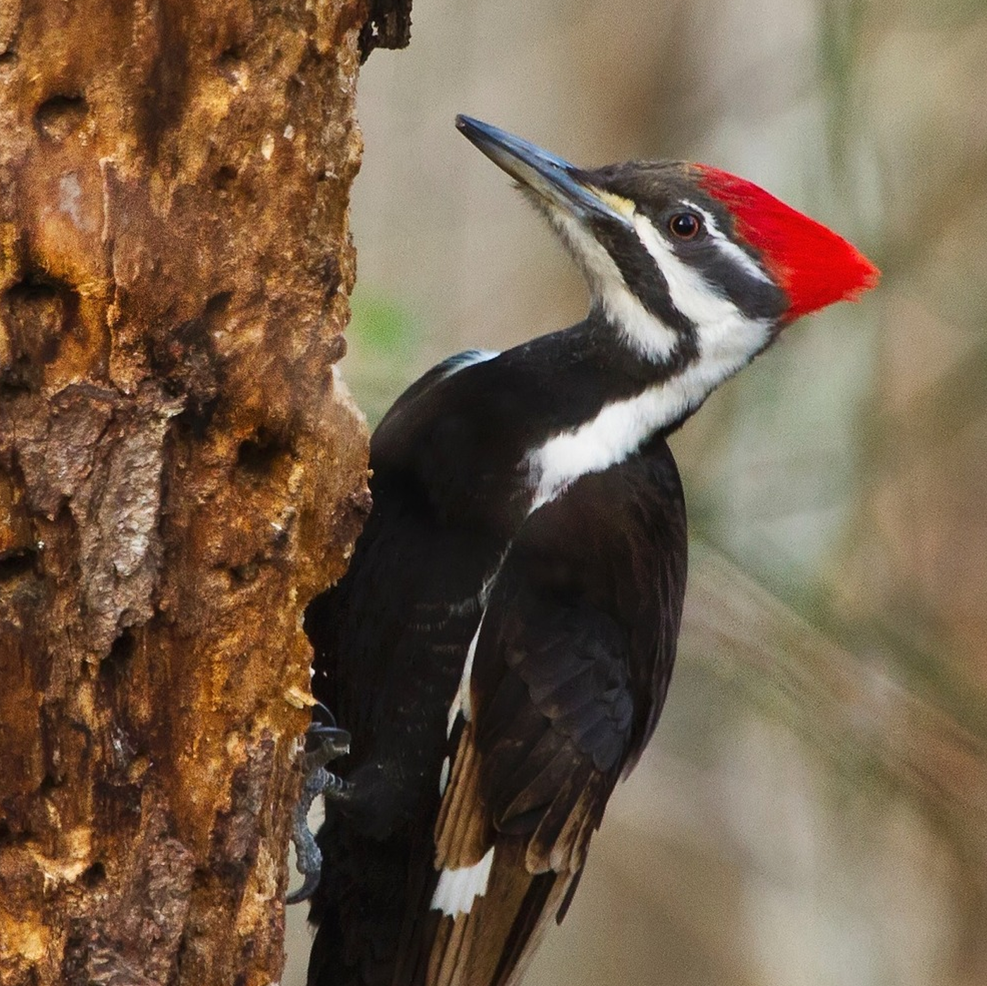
[577,161,787,324]
[674,238,787,322]
[589,218,698,338]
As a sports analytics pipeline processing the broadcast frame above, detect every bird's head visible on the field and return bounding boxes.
[456,115,879,381]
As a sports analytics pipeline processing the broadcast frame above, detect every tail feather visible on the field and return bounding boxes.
[420,839,577,986]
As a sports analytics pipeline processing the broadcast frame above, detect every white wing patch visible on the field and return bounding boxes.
[431,847,496,916]
[446,614,484,737]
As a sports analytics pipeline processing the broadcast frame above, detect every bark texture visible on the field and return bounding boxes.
[0,0,395,982]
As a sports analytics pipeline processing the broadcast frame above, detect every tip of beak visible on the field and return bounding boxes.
[455,115,521,156]
[454,115,632,229]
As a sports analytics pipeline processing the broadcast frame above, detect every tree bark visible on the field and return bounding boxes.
[0,0,408,982]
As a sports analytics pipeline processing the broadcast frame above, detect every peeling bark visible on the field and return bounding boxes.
[0,1,380,983]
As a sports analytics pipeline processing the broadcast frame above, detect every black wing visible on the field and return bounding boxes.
[412,436,688,986]
[305,352,507,986]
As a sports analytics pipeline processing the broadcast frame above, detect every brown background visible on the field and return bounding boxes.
[287,1,987,984]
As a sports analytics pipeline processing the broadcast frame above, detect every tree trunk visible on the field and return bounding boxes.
[0,1,408,982]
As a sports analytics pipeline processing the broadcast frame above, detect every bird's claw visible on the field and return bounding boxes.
[287,708,354,905]
[302,724,352,772]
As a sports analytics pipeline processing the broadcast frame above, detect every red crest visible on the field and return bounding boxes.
[697,166,880,321]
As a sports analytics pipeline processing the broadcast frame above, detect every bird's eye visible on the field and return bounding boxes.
[668,212,703,240]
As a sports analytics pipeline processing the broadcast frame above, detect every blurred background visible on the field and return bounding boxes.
[287,1,987,983]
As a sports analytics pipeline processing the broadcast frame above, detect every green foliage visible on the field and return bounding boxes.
[346,285,420,427]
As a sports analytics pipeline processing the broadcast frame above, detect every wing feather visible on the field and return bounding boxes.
[410,440,687,986]
[434,725,487,869]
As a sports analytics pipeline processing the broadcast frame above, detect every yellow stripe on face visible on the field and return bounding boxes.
[591,187,636,218]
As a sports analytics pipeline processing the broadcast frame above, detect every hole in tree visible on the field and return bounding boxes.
[39,773,60,794]
[230,561,260,584]
[204,290,233,317]
[6,278,59,305]
[2,273,78,390]
[236,427,286,476]
[213,164,238,192]
[218,43,245,68]
[81,861,106,887]
[0,547,36,581]
[35,93,89,141]
[175,396,219,439]
[100,629,136,680]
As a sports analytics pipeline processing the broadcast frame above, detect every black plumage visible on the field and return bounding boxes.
[305,328,687,986]
[301,116,878,986]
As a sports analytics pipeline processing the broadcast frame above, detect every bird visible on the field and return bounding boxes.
[301,115,879,986]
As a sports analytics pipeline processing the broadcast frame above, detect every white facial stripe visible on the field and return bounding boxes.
[681,199,772,285]
[632,213,748,328]
[518,196,773,510]
[549,210,679,363]
[431,847,495,916]
[527,312,772,511]
[630,213,773,377]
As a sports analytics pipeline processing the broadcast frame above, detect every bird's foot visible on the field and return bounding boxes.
[287,704,354,905]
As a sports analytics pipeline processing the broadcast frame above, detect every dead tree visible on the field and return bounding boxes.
[0,1,410,982]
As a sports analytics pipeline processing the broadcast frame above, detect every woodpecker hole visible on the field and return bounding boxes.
[100,629,136,681]
[0,547,37,582]
[236,427,288,476]
[218,42,246,66]
[230,560,260,584]
[175,398,220,440]
[39,772,61,795]
[35,93,89,141]
[213,164,239,192]
[81,861,106,888]
[149,294,227,415]
[205,290,233,317]
[217,41,248,84]
[2,275,77,391]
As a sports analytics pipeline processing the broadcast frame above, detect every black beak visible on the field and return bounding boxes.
[456,115,633,228]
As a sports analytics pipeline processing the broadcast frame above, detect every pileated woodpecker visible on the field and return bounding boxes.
[302,116,878,986]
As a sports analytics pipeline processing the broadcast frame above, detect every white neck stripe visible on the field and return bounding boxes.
[526,312,772,512]
[633,214,747,328]
[519,202,776,511]
[549,209,679,363]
